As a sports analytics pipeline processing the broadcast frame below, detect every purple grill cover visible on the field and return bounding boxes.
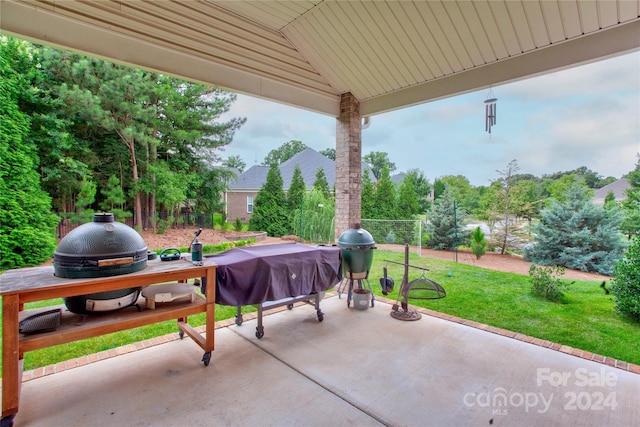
[209,243,342,306]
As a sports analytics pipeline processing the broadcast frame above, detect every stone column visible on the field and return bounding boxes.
[335,92,362,239]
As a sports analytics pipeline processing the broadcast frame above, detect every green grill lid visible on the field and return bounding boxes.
[53,212,147,278]
[338,225,375,247]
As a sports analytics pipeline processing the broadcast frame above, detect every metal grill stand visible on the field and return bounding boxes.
[386,245,446,321]
[338,271,374,309]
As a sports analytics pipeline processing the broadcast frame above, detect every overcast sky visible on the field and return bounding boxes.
[219,50,639,187]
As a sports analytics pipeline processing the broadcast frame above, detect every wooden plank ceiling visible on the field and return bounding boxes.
[1,0,639,116]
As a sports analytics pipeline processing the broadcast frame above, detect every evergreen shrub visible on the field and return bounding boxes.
[471,226,487,259]
[610,237,640,321]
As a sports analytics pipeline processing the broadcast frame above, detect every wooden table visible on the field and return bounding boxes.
[1,258,216,426]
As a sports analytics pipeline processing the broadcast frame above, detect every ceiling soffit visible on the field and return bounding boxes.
[1,1,638,117]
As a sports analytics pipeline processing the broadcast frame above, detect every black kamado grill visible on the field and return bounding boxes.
[337,223,376,309]
[53,213,148,314]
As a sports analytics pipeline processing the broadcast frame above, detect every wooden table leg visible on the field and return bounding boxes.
[205,267,215,353]
[2,294,21,424]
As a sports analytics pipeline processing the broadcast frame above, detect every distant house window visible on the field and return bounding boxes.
[247,196,253,213]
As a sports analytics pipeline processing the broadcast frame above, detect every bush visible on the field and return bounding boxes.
[610,237,640,321]
[156,217,173,234]
[529,264,572,302]
[471,226,487,259]
[233,217,243,232]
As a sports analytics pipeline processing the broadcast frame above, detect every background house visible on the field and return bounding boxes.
[593,178,631,205]
[224,148,374,222]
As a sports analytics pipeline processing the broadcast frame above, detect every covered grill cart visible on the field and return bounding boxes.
[206,243,342,339]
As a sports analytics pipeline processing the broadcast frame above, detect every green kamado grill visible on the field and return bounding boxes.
[53,212,148,314]
[337,223,376,309]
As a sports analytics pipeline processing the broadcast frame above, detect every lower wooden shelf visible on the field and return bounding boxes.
[19,295,207,353]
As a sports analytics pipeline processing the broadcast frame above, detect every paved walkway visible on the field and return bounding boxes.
[11,295,640,426]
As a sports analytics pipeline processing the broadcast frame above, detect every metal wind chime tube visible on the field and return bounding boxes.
[485,97,497,134]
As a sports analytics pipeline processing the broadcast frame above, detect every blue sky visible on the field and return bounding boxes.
[220,51,639,187]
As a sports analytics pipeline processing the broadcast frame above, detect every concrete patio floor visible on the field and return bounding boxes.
[9,294,640,426]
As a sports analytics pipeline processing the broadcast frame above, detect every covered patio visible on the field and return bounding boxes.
[2,1,639,425]
[13,294,640,426]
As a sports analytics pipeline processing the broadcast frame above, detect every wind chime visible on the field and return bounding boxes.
[484,89,497,134]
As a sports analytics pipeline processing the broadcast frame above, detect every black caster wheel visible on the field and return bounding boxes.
[178,329,184,339]
[317,311,324,322]
[202,352,211,366]
[287,304,294,310]
[255,327,264,339]
[235,315,243,326]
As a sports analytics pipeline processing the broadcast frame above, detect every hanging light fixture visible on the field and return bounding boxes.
[484,89,497,134]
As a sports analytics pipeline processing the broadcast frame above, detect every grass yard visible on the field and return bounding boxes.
[371,250,640,366]
[1,249,638,374]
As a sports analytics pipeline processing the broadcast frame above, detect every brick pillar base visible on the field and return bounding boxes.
[335,93,362,240]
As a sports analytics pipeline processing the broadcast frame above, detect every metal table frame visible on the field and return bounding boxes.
[234,292,324,338]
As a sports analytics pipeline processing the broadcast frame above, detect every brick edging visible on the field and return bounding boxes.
[21,292,639,382]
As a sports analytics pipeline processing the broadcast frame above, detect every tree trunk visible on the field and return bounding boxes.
[149,129,158,229]
[126,137,143,229]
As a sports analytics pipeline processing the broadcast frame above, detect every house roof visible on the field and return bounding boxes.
[2,1,637,117]
[228,147,373,191]
[392,173,407,185]
[593,178,631,203]
[280,148,336,189]
[227,165,270,191]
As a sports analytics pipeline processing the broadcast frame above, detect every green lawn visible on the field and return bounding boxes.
[1,249,638,374]
[371,250,640,366]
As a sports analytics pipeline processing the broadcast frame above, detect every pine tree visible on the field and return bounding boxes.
[249,164,289,236]
[99,175,128,220]
[287,165,306,211]
[287,165,306,236]
[397,176,419,219]
[361,170,376,219]
[37,45,244,228]
[524,182,625,275]
[426,188,470,250]
[313,167,331,199]
[471,226,487,259]
[395,175,420,244]
[372,165,396,219]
